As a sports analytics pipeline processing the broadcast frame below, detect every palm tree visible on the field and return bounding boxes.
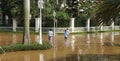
[79,0,96,31]
[94,0,120,25]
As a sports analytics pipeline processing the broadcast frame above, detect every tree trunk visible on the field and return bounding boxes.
[35,18,39,32]
[12,18,17,32]
[23,0,30,44]
[86,17,90,32]
[111,21,114,30]
[2,13,6,25]
[70,17,75,32]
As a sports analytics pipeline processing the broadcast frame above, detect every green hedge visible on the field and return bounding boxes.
[0,42,52,54]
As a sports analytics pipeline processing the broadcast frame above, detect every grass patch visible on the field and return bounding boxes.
[0,42,52,54]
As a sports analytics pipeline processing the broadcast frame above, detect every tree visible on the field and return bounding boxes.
[23,0,30,44]
[78,0,97,31]
[65,0,79,17]
[1,0,11,25]
[30,0,39,18]
[10,0,23,31]
[41,0,69,27]
[94,0,120,25]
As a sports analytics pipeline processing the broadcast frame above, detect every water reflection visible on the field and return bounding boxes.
[71,35,75,51]
[53,36,57,61]
[12,34,17,44]
[35,35,39,43]
[0,32,120,61]
[50,54,120,61]
[100,33,104,45]
[64,35,70,47]
[0,54,5,61]
[100,43,104,55]
[24,55,30,61]
[39,54,44,61]
[114,32,120,35]
[87,34,90,44]
[53,47,56,61]
[64,38,69,47]
[111,32,114,46]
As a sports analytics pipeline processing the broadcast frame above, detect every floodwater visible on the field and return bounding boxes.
[0,32,120,61]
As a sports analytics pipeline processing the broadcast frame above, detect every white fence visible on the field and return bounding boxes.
[0,26,120,33]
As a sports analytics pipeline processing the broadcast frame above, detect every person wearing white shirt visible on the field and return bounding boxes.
[48,29,53,41]
[64,28,70,40]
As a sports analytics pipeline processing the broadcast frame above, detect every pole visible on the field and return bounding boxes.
[39,8,42,44]
[38,0,44,44]
[53,11,56,36]
[54,17,55,36]
[55,18,57,36]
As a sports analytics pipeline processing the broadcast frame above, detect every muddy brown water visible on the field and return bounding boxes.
[0,32,120,61]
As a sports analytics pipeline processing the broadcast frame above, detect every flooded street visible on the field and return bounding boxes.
[0,32,120,61]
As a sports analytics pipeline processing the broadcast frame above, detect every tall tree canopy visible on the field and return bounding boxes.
[94,0,120,25]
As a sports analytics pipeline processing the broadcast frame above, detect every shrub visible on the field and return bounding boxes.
[0,42,52,54]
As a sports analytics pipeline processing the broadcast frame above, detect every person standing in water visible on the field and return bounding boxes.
[64,28,70,40]
[48,29,53,41]
[64,28,70,47]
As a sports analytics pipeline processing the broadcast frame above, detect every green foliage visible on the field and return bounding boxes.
[66,0,79,17]
[79,0,95,17]
[30,0,39,18]
[44,2,54,20]
[56,11,69,20]
[0,0,104,27]
[94,0,120,25]
[0,42,52,54]
[75,14,87,27]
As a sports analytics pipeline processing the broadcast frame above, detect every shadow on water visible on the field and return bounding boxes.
[50,54,120,61]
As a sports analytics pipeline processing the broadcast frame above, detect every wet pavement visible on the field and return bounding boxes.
[0,32,120,61]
